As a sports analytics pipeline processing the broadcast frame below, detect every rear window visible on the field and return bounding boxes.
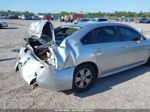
[54,26,80,45]
[55,27,80,37]
[39,26,80,45]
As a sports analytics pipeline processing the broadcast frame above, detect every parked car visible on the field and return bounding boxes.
[43,16,52,20]
[136,18,147,23]
[7,15,19,19]
[16,20,150,92]
[0,15,8,19]
[73,18,91,24]
[31,16,41,20]
[0,22,8,28]
[95,18,109,22]
[20,15,32,20]
[128,18,135,22]
[143,20,150,24]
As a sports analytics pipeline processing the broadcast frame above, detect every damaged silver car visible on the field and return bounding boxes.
[16,20,150,92]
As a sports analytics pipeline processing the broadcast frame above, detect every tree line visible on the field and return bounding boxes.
[0,10,150,18]
[85,11,150,18]
[0,10,34,16]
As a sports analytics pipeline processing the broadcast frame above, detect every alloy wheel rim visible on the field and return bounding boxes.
[75,68,92,88]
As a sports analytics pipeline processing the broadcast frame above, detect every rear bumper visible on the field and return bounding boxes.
[16,47,74,91]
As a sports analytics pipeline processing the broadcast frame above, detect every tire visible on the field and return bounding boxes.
[0,24,2,29]
[73,64,97,93]
[146,56,150,66]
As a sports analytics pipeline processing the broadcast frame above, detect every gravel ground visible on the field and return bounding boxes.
[0,19,150,109]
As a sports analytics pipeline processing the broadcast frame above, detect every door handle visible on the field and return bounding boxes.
[95,49,104,54]
[125,46,133,48]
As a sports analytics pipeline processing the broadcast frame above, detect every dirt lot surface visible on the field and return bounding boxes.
[0,19,150,109]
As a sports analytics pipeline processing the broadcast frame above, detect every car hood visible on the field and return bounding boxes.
[29,20,56,43]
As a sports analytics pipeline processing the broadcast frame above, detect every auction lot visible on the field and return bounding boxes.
[1,19,150,109]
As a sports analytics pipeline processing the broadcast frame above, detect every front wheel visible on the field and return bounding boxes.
[73,64,96,93]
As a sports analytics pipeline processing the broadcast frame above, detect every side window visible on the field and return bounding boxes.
[81,31,93,44]
[118,27,141,41]
[94,27,119,43]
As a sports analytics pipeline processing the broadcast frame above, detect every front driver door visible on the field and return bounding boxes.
[117,26,149,66]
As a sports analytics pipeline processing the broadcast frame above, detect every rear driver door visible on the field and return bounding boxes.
[92,26,125,75]
[117,26,148,66]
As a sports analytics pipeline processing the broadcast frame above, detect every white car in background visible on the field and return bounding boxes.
[0,22,8,29]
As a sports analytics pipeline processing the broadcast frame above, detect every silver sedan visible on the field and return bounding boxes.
[16,20,150,93]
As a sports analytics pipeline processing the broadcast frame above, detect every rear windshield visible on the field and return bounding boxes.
[54,26,80,45]
[39,25,80,45]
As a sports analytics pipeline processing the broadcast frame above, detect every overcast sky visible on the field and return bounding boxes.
[0,0,150,13]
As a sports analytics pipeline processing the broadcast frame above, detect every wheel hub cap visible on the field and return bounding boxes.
[75,68,92,88]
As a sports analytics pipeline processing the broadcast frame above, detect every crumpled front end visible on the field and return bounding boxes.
[16,46,75,91]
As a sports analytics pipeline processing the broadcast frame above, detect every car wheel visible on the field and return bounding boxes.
[0,24,2,29]
[73,64,96,93]
[146,57,150,66]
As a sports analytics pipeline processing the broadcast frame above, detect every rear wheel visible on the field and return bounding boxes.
[0,24,2,29]
[146,56,150,66]
[73,64,96,93]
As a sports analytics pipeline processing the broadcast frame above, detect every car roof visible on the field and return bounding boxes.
[64,22,130,28]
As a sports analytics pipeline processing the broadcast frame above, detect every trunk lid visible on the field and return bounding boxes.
[29,20,56,44]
